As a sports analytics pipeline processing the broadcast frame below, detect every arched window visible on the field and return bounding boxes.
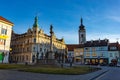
[81,34,84,38]
[33,38,36,43]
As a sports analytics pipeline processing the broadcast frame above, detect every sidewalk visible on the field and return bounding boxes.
[76,67,109,80]
[62,64,109,80]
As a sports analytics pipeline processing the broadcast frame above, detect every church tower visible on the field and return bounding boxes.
[78,18,86,44]
[32,16,39,34]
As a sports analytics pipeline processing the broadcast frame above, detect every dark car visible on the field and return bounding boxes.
[109,63,115,66]
[100,62,107,66]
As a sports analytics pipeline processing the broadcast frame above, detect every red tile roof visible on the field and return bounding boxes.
[66,44,84,51]
[118,44,120,50]
[0,16,14,26]
[109,42,119,47]
[84,39,109,47]
[108,42,119,51]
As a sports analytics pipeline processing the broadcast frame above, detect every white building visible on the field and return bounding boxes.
[84,39,109,65]
[108,42,120,64]
[0,16,14,63]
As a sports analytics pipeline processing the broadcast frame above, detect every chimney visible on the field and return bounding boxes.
[105,38,108,42]
[91,40,93,43]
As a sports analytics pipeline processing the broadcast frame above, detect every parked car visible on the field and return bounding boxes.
[109,63,115,66]
[100,62,107,66]
[117,64,120,67]
[85,62,90,65]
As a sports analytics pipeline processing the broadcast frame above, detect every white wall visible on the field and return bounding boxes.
[0,21,13,63]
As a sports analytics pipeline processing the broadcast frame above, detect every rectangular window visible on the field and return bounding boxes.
[110,47,117,50]
[23,48,25,52]
[85,48,88,50]
[85,48,89,52]
[33,47,36,52]
[44,49,46,52]
[22,56,24,61]
[92,47,95,51]
[26,55,28,61]
[92,53,97,57]
[100,53,104,57]
[27,47,29,51]
[100,47,103,51]
[0,39,4,45]
[1,28,7,35]
[40,48,42,51]
[110,53,113,57]
[33,38,36,43]
[86,53,90,57]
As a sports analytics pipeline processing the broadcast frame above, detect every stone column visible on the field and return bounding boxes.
[49,25,54,59]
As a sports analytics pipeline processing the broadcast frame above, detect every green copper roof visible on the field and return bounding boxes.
[33,16,39,27]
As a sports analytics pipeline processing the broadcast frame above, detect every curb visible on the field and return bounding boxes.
[89,70,109,80]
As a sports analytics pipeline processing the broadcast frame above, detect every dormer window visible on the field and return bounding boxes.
[110,47,117,50]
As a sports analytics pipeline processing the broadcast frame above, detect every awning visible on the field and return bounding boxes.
[0,35,8,39]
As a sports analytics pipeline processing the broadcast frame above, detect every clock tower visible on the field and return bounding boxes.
[78,18,86,44]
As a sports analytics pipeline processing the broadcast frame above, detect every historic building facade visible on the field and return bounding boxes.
[66,18,86,64]
[0,16,14,63]
[108,42,120,64]
[66,18,120,65]
[84,39,109,65]
[66,44,80,63]
[10,16,66,63]
[74,44,84,64]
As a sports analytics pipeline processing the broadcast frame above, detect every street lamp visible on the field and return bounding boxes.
[98,56,100,66]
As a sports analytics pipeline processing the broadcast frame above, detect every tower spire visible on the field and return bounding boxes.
[33,16,39,27]
[50,24,54,34]
[78,17,86,44]
[81,17,83,25]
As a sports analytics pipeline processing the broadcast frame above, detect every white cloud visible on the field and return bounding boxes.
[87,33,120,43]
[107,16,120,22]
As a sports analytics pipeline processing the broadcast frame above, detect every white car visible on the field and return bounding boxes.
[117,64,120,67]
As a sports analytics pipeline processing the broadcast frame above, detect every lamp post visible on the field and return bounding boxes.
[116,56,118,66]
[98,56,100,66]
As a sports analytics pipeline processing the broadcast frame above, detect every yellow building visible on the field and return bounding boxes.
[0,16,14,63]
[10,16,66,63]
[74,45,84,64]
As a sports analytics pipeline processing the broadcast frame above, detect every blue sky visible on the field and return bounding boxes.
[1,0,120,44]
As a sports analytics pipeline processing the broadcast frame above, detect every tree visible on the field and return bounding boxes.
[61,53,64,63]
[54,51,58,59]
[45,51,49,59]
[41,52,43,59]
[36,52,39,63]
